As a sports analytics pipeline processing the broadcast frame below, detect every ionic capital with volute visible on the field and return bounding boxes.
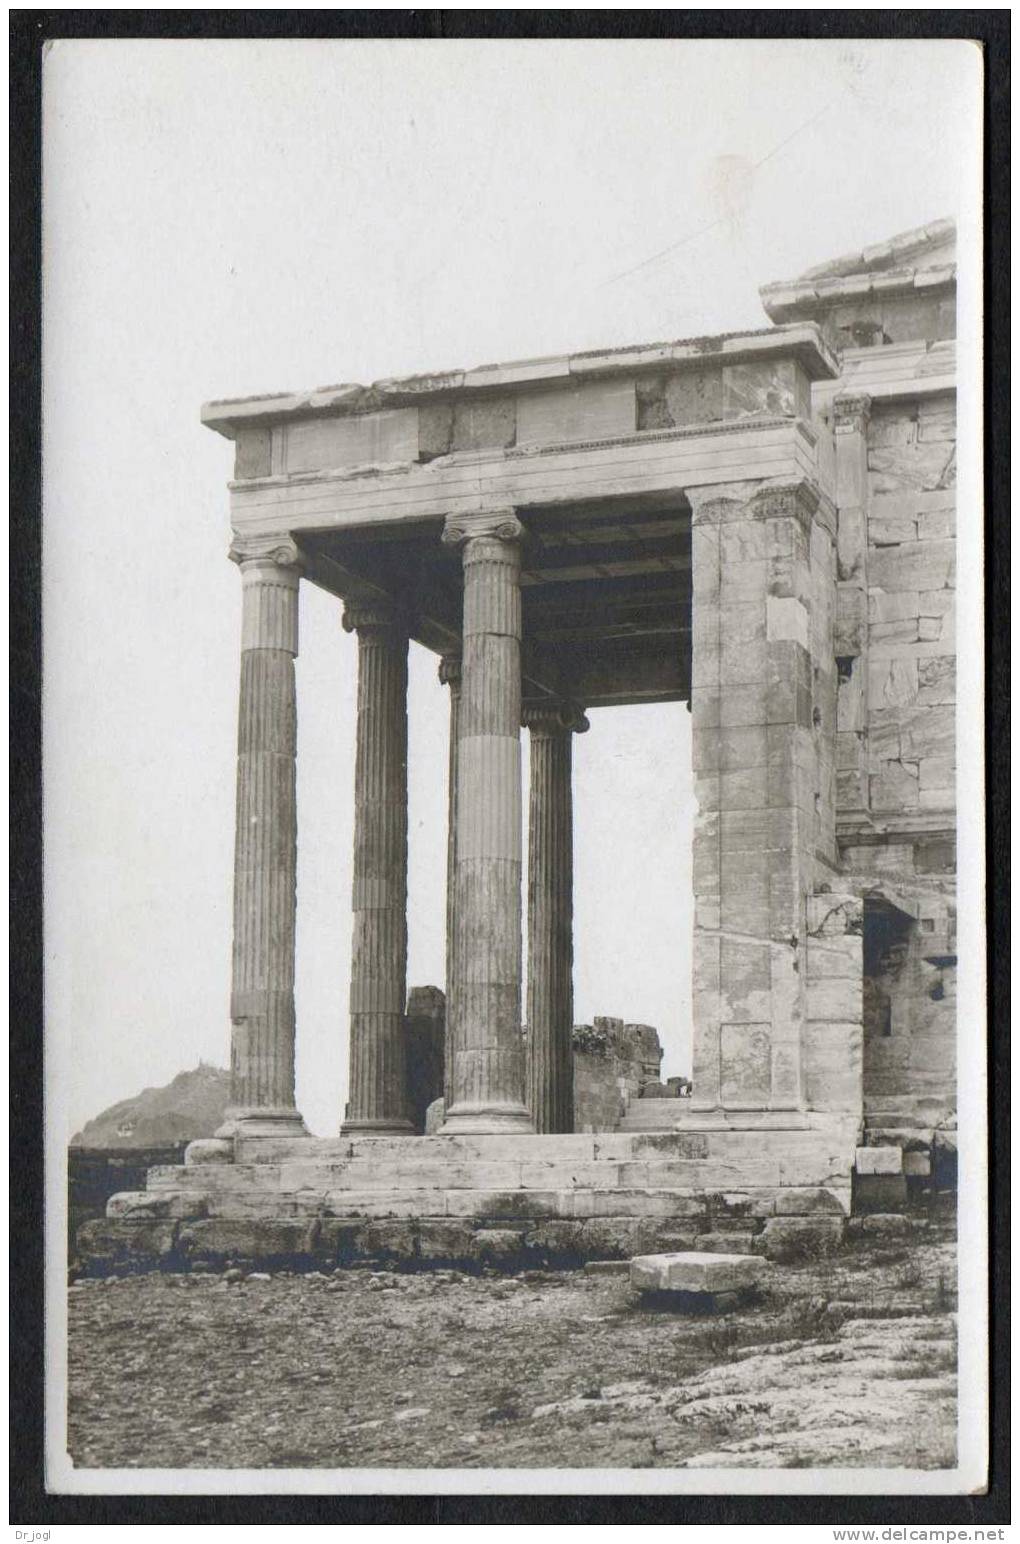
[441,510,525,552]
[438,652,462,690]
[341,594,409,637]
[523,701,590,738]
[229,534,306,576]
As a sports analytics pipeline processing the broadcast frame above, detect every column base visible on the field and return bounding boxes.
[219,1107,310,1140]
[340,1116,416,1137]
[439,1102,536,1135]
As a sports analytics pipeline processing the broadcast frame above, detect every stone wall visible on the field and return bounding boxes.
[403,987,445,1133]
[865,397,956,817]
[406,996,664,1134]
[571,1018,663,1132]
[836,386,957,1129]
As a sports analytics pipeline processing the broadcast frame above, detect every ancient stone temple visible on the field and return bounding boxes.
[82,220,956,1272]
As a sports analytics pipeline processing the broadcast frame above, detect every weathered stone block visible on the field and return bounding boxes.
[286,408,419,471]
[917,655,955,704]
[804,1021,863,1113]
[418,404,453,459]
[855,1145,903,1175]
[424,1098,446,1135]
[868,538,954,594]
[472,1228,526,1262]
[899,704,955,760]
[806,976,862,1021]
[868,440,957,494]
[870,763,919,812]
[867,411,916,449]
[720,1022,771,1104]
[630,1251,766,1294]
[902,1151,932,1177]
[581,1189,704,1219]
[870,514,917,545]
[357,1220,418,1260]
[852,1174,908,1214]
[697,1230,761,1255]
[722,358,806,420]
[451,397,516,451]
[76,1218,180,1270]
[916,510,954,540]
[580,1222,645,1259]
[517,378,635,445]
[316,1219,363,1262]
[184,1139,234,1167]
[234,426,273,479]
[774,1187,848,1216]
[871,618,921,646]
[444,1188,562,1220]
[178,1218,315,1264]
[762,1216,844,1262]
[525,1219,588,1257]
[869,657,918,709]
[663,367,725,426]
[704,1191,775,1220]
[416,1220,476,1261]
[106,1191,208,1221]
[323,1190,433,1219]
[856,1213,912,1237]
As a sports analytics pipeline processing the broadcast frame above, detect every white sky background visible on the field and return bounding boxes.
[43,38,976,1139]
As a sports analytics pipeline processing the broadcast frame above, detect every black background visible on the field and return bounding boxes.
[10,8,1009,1527]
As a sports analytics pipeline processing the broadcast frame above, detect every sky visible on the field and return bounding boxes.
[42,38,980,1138]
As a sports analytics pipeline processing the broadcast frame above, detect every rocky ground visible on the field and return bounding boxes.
[66,1219,956,1472]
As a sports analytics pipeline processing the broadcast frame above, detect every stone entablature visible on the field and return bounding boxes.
[203,322,837,473]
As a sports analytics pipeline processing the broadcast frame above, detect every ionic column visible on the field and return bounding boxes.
[439,652,462,1109]
[341,599,413,1135]
[524,702,588,1133]
[440,512,534,1134]
[227,539,307,1137]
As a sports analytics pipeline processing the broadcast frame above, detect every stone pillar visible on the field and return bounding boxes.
[440,512,534,1133]
[524,702,588,1133]
[832,394,872,814]
[227,540,307,1137]
[689,481,829,1113]
[438,652,461,1109]
[341,599,413,1135]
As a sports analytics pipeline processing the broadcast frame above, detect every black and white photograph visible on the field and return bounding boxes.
[27,28,995,1508]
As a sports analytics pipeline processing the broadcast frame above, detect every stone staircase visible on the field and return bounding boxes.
[616,1097,692,1132]
[75,1123,861,1274]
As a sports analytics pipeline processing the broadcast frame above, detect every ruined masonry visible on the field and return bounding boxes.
[84,219,956,1273]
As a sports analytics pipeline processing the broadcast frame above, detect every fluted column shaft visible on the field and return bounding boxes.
[439,653,462,1109]
[228,545,306,1135]
[341,602,413,1134]
[525,704,588,1133]
[441,514,534,1133]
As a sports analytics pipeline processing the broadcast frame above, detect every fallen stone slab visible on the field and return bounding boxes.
[630,1250,767,1296]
